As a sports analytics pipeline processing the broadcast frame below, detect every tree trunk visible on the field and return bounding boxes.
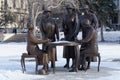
[101,24,105,42]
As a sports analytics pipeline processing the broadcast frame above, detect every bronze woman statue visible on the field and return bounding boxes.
[40,9,59,68]
[80,5,98,30]
[74,5,99,36]
[76,19,98,70]
[62,4,78,69]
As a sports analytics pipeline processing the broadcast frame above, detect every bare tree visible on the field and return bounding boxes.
[27,0,43,23]
[46,0,79,9]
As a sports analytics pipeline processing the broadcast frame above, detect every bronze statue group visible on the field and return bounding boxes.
[26,3,99,75]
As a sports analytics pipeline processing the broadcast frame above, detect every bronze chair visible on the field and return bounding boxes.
[21,53,39,73]
[84,53,101,72]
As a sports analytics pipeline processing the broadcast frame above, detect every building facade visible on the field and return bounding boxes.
[0,0,29,29]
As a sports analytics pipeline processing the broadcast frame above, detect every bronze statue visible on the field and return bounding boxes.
[71,5,99,70]
[76,19,98,70]
[40,8,59,68]
[72,5,99,38]
[62,3,78,69]
[27,22,50,74]
[80,5,98,30]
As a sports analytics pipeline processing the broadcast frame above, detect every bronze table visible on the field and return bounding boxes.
[46,41,80,73]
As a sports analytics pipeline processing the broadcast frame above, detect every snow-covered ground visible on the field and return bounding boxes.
[0,31,120,80]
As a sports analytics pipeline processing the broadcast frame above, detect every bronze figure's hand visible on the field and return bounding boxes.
[60,38,65,41]
[75,39,83,44]
[46,39,51,42]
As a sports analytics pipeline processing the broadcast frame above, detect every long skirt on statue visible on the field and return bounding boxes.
[79,47,97,65]
[63,46,76,59]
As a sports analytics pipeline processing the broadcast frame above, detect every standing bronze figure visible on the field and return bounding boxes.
[80,5,98,30]
[62,4,78,69]
[27,22,50,74]
[40,8,59,68]
[73,5,98,37]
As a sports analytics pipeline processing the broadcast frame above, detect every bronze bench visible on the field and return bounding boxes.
[84,53,101,72]
[21,53,39,73]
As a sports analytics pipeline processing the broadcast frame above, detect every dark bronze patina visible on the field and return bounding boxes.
[40,9,59,68]
[62,3,78,71]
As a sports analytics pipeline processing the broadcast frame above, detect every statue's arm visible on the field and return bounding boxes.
[93,14,99,30]
[72,19,81,39]
[55,22,59,40]
[40,19,46,38]
[29,33,48,44]
[81,28,94,43]
[61,15,67,34]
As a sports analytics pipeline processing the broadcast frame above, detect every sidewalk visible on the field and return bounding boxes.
[0,33,27,42]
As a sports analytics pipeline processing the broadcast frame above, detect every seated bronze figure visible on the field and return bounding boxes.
[76,19,98,70]
[26,22,50,74]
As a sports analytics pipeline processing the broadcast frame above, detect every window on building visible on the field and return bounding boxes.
[113,0,119,9]
[13,0,16,8]
[21,0,23,9]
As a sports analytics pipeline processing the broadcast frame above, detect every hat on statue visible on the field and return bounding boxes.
[81,5,89,9]
[65,3,75,9]
[43,7,52,14]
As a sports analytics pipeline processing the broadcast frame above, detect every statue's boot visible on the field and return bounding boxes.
[64,63,69,69]
[71,64,74,68]
[78,65,87,71]
[69,68,77,72]
[38,69,48,75]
